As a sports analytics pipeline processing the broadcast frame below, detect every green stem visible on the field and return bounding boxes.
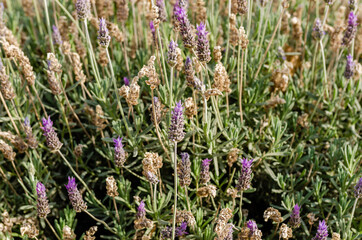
[319,40,329,99]
[171,142,178,240]
[83,209,117,235]
[43,0,55,53]
[44,217,61,240]
[347,198,358,240]
[83,20,101,85]
[169,67,174,108]
[184,186,191,212]
[238,191,243,227]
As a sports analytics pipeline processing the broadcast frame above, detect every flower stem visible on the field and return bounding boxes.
[44,217,61,240]
[83,20,101,85]
[112,197,120,222]
[171,142,178,240]
[238,191,243,227]
[83,209,117,235]
[43,0,55,53]
[347,198,358,239]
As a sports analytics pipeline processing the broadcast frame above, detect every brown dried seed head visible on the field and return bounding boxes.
[332,233,340,240]
[197,184,217,198]
[184,97,197,119]
[297,113,309,128]
[196,0,207,23]
[20,219,39,239]
[279,223,293,240]
[98,46,109,67]
[176,210,196,227]
[307,213,318,225]
[270,67,289,92]
[84,226,97,240]
[227,148,240,167]
[213,46,222,62]
[62,225,76,240]
[116,0,129,23]
[264,96,286,110]
[106,176,119,197]
[0,60,15,100]
[0,139,16,161]
[264,207,283,223]
[204,88,222,101]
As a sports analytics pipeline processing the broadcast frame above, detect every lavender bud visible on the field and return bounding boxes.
[167,40,178,67]
[65,177,87,212]
[344,54,355,79]
[196,22,211,63]
[342,12,358,46]
[36,182,50,218]
[156,0,167,22]
[178,152,191,187]
[169,101,185,143]
[236,158,253,191]
[354,177,362,198]
[247,220,258,233]
[200,158,212,184]
[136,200,146,219]
[98,18,111,48]
[174,5,195,48]
[312,220,328,240]
[75,0,90,20]
[52,25,62,45]
[124,77,130,86]
[289,204,301,228]
[312,18,325,40]
[41,117,62,151]
[175,222,188,237]
[113,136,127,168]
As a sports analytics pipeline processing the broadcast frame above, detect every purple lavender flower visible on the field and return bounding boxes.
[178,152,191,187]
[342,12,358,46]
[52,25,62,45]
[236,158,253,191]
[247,220,258,233]
[41,117,62,151]
[169,101,185,143]
[98,18,111,47]
[344,54,355,79]
[354,177,362,198]
[174,5,195,48]
[36,182,50,218]
[200,158,212,184]
[156,0,167,22]
[312,220,328,240]
[65,177,87,212]
[149,21,157,44]
[123,77,130,86]
[277,46,286,61]
[196,22,211,63]
[175,222,188,237]
[289,204,301,228]
[167,40,178,67]
[113,136,127,167]
[136,200,146,219]
[75,0,90,20]
[312,18,325,40]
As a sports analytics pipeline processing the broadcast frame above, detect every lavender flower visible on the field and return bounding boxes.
[200,158,212,184]
[174,5,195,48]
[289,204,301,228]
[124,77,130,86]
[312,18,325,40]
[354,177,362,198]
[98,18,111,47]
[113,136,127,167]
[169,101,185,143]
[178,152,191,187]
[161,226,172,239]
[136,201,146,219]
[65,177,87,212]
[342,12,358,46]
[41,117,62,151]
[36,182,50,218]
[175,222,188,237]
[167,40,178,67]
[196,22,211,63]
[312,220,328,240]
[150,21,156,44]
[52,25,62,45]
[236,158,253,191]
[344,54,355,79]
[247,220,258,233]
[277,46,286,61]
[75,0,90,20]
[156,0,166,22]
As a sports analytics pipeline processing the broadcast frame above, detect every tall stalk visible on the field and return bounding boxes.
[43,0,55,53]
[171,143,178,240]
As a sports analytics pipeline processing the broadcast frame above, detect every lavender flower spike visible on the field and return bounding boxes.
[236,158,253,191]
[52,25,62,45]
[169,101,185,143]
[136,200,146,219]
[113,136,127,168]
[312,18,325,40]
[36,182,50,218]
[200,158,212,184]
[178,152,191,187]
[342,11,358,46]
[344,54,355,79]
[196,22,211,63]
[175,222,188,237]
[174,5,195,48]
[289,204,301,228]
[149,21,156,44]
[247,220,258,233]
[75,0,90,20]
[167,40,178,67]
[98,18,111,47]
[65,177,87,212]
[312,220,328,240]
[354,177,362,198]
[41,117,62,151]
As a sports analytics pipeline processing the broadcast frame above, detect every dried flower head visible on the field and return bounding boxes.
[344,54,355,79]
[213,46,222,62]
[342,12,358,46]
[75,0,90,20]
[0,58,15,100]
[84,226,97,240]
[204,88,222,101]
[36,182,50,218]
[41,117,63,151]
[213,61,230,93]
[184,97,197,119]
[20,219,39,239]
[169,101,185,143]
[312,220,328,240]
[23,117,38,149]
[270,67,289,92]
[354,177,362,198]
[227,148,240,167]
[142,152,163,184]
[279,223,293,239]
[140,56,160,89]
[215,208,233,239]
[62,225,76,240]
[264,96,286,109]
[106,176,119,197]
[200,158,212,184]
[167,40,178,67]
[307,213,319,225]
[65,176,87,212]
[0,139,16,161]
[52,25,63,45]
[289,204,301,228]
[98,18,111,48]
[178,152,191,187]
[46,60,62,95]
[197,184,217,198]
[332,232,340,240]
[236,158,253,191]
[264,207,283,223]
[0,131,28,153]
[113,136,128,168]
[176,210,196,227]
